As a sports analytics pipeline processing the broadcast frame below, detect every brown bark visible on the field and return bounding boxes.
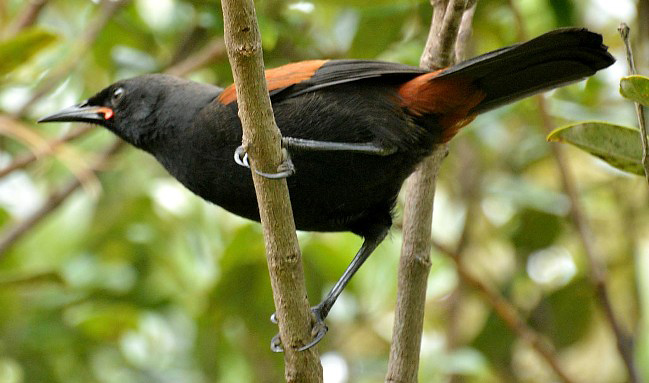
[220,0,322,382]
[385,1,472,382]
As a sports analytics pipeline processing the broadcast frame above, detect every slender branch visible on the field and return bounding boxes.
[165,38,227,77]
[0,140,124,258]
[4,0,49,37]
[445,141,480,383]
[0,125,93,179]
[386,1,471,382]
[618,23,649,186]
[503,4,640,381]
[14,0,130,118]
[433,241,576,383]
[537,97,641,383]
[454,0,476,63]
[220,1,321,382]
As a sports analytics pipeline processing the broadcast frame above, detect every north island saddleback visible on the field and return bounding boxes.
[40,28,615,351]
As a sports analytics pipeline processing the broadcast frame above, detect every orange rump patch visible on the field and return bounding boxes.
[398,71,486,141]
[218,59,328,105]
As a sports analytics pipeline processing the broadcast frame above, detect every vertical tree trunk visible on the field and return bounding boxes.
[220,1,322,381]
[386,1,474,382]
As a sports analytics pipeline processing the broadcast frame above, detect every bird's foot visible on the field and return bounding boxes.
[233,145,295,179]
[269,304,329,353]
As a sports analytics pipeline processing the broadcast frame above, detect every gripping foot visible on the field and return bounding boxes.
[270,304,329,353]
[234,137,395,179]
[234,145,295,179]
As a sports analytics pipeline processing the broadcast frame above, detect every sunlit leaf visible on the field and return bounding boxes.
[620,75,649,107]
[547,121,645,175]
[0,28,57,76]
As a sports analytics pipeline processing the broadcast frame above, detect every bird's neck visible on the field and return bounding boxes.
[149,100,245,203]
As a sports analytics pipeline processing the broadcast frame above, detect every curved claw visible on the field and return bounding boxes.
[297,321,328,351]
[270,312,278,324]
[234,146,250,168]
[270,333,284,353]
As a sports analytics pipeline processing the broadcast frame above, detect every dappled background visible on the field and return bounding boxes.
[0,0,648,382]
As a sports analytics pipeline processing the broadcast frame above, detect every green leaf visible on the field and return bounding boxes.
[510,208,562,255]
[349,5,412,58]
[529,278,594,348]
[620,75,649,107]
[547,121,645,175]
[0,28,57,76]
[548,0,576,26]
[472,312,516,370]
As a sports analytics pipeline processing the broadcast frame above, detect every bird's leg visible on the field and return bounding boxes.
[233,137,397,179]
[270,226,389,352]
[282,137,397,156]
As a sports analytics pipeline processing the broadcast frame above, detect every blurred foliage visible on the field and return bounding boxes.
[0,0,647,382]
[0,28,57,77]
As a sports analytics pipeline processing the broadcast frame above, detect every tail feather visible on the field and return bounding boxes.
[437,28,615,114]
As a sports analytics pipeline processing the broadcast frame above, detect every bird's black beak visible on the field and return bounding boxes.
[38,102,114,124]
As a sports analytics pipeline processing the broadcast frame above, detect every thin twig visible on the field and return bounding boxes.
[220,0,321,381]
[446,141,481,383]
[446,6,477,381]
[433,241,576,383]
[537,97,641,383]
[503,4,640,381]
[0,140,124,258]
[0,125,93,179]
[385,1,471,382]
[618,23,649,186]
[4,0,49,37]
[166,38,227,77]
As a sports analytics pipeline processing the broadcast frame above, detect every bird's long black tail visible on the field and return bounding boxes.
[439,28,615,114]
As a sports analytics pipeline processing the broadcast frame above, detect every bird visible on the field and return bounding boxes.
[40,28,615,351]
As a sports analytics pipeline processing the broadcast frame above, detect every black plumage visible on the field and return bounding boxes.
[39,28,615,350]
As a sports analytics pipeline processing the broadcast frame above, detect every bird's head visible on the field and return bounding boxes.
[39,74,220,150]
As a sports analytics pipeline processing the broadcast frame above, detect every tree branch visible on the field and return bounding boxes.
[220,1,321,382]
[0,125,93,179]
[5,0,49,37]
[165,38,227,77]
[536,96,641,383]
[505,4,640,381]
[386,1,471,382]
[433,241,575,383]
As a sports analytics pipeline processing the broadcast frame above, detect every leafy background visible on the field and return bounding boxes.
[0,0,648,382]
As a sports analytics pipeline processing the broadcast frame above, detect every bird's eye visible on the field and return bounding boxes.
[112,87,124,103]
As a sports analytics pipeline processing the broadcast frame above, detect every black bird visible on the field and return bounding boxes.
[40,28,615,351]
